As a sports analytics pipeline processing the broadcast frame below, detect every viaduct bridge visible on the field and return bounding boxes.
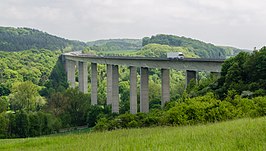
[63,53,224,114]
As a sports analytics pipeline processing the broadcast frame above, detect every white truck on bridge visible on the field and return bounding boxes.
[167,52,185,59]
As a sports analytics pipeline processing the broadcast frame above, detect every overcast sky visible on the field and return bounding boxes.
[1,0,266,49]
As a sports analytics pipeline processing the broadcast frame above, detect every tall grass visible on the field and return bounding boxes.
[0,117,265,151]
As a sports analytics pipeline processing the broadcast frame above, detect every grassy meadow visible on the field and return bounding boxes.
[0,117,265,151]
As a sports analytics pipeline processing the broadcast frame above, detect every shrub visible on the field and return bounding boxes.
[0,113,9,138]
[28,112,41,137]
[166,103,188,125]
[93,117,110,131]
[252,96,266,116]
[15,111,29,138]
[87,105,114,128]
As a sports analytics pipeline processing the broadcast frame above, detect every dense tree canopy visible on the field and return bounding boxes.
[142,34,246,58]
[9,81,45,112]
[215,47,266,98]
[87,39,142,51]
[0,27,86,52]
[0,49,61,96]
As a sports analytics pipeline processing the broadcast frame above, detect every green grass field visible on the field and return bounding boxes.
[0,117,265,151]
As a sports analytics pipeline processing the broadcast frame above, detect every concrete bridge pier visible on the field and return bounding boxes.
[106,64,113,105]
[66,60,76,88]
[78,61,88,93]
[186,70,197,88]
[161,68,170,107]
[130,66,137,114]
[91,63,98,105]
[112,65,119,113]
[140,67,149,113]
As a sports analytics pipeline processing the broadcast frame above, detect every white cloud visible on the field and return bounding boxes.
[0,0,265,49]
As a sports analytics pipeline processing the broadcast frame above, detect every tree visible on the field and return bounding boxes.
[63,88,90,126]
[9,81,45,112]
[0,96,9,113]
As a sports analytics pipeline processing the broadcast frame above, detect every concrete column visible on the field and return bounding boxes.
[140,67,149,113]
[91,63,97,105]
[112,65,119,113]
[67,60,76,88]
[106,64,113,105]
[78,61,88,93]
[130,66,137,114]
[210,72,221,79]
[161,68,170,107]
[186,70,197,88]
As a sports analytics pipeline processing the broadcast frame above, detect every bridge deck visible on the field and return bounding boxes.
[64,54,224,72]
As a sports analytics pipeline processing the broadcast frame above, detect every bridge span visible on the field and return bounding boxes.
[63,53,224,114]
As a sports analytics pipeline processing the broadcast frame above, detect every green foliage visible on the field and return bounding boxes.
[87,105,112,127]
[9,81,46,112]
[48,88,90,127]
[0,113,9,138]
[82,47,96,55]
[136,43,198,58]
[94,93,266,131]
[41,55,68,96]
[142,34,246,58]
[87,39,142,51]
[0,111,60,138]
[0,27,86,52]
[0,49,60,97]
[0,96,9,113]
[215,47,266,98]
[14,111,29,138]
[28,112,41,137]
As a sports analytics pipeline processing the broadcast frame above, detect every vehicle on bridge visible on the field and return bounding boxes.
[167,52,185,59]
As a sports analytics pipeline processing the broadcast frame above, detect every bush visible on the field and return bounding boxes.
[87,105,113,128]
[253,97,266,116]
[92,94,266,132]
[93,118,110,131]
[37,112,60,135]
[0,113,9,138]
[15,111,29,138]
[28,112,41,137]
[166,103,188,125]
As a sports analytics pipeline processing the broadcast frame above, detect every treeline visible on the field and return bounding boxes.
[0,27,86,52]
[96,44,199,58]
[215,47,266,98]
[94,94,266,131]
[142,34,245,58]
[87,39,142,51]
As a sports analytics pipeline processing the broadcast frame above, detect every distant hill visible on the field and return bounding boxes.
[142,34,248,58]
[0,27,86,52]
[87,39,142,51]
[0,27,248,58]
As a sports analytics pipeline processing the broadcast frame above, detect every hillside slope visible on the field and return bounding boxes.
[0,117,265,151]
[0,27,86,52]
[142,34,247,58]
[87,39,142,51]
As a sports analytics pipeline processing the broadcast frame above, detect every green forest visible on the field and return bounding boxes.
[0,27,86,52]
[0,27,265,139]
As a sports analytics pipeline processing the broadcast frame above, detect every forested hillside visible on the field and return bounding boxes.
[0,27,247,59]
[142,34,247,58]
[0,49,63,96]
[87,39,142,51]
[0,27,86,52]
